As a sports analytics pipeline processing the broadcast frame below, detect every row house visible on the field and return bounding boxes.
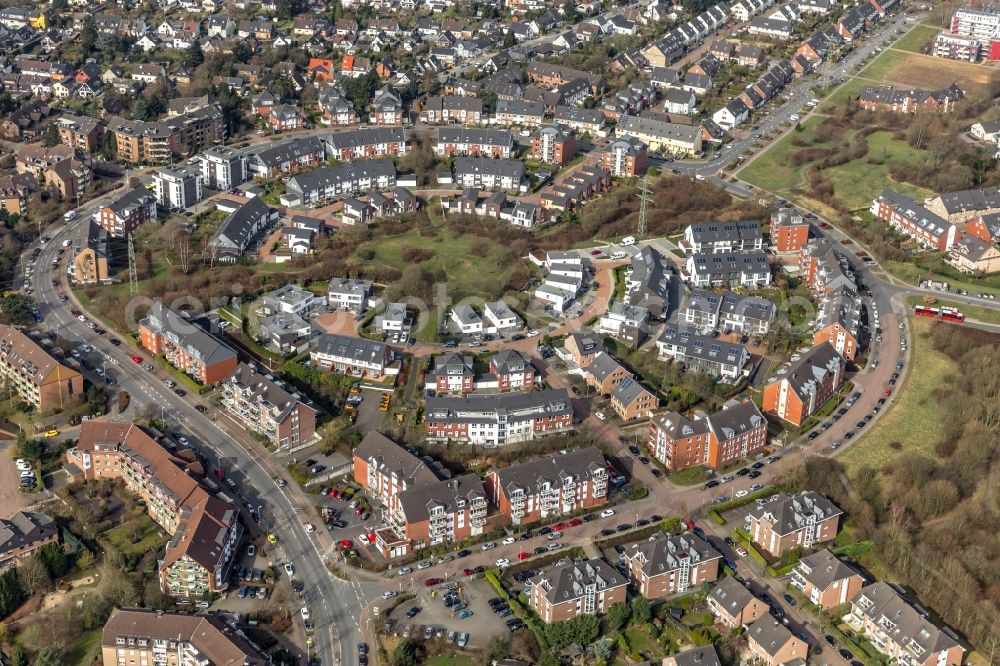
[139,302,238,384]
[813,287,863,361]
[341,188,418,225]
[98,186,157,238]
[553,106,606,134]
[799,240,857,294]
[67,423,241,598]
[529,559,627,623]
[246,136,325,179]
[599,137,648,178]
[870,188,958,250]
[681,221,764,254]
[434,127,514,158]
[708,576,769,628]
[731,0,777,21]
[796,26,844,63]
[424,389,573,446]
[221,363,317,448]
[324,127,408,161]
[0,324,82,413]
[680,290,776,337]
[790,549,865,609]
[738,60,795,112]
[857,83,965,114]
[485,448,608,526]
[926,185,1000,223]
[538,166,611,214]
[451,157,525,191]
[762,341,847,426]
[283,159,397,206]
[656,326,751,381]
[746,491,843,556]
[617,115,703,156]
[647,399,768,471]
[493,99,546,128]
[845,583,966,666]
[421,96,483,124]
[622,531,721,599]
[208,197,280,262]
[312,334,390,378]
[684,251,773,288]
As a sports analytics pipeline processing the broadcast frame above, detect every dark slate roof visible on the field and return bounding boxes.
[397,473,486,523]
[746,491,842,535]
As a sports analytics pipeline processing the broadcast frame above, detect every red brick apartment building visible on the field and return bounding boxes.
[139,302,238,385]
[622,532,721,598]
[870,188,958,251]
[98,185,157,238]
[425,353,475,394]
[490,350,535,390]
[761,342,846,426]
[799,240,857,294]
[485,448,608,525]
[790,549,865,609]
[0,512,58,569]
[0,323,83,413]
[353,430,441,526]
[770,208,810,253]
[746,491,843,556]
[529,559,628,623]
[599,137,648,178]
[747,616,809,666]
[220,363,316,448]
[532,125,576,166]
[647,400,768,471]
[582,352,630,395]
[812,287,862,361]
[66,423,242,598]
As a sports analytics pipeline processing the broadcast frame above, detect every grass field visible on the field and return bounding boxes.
[892,24,938,53]
[820,78,870,112]
[103,515,167,557]
[839,318,950,475]
[905,294,1000,325]
[887,259,1000,297]
[425,657,477,666]
[738,116,824,192]
[858,48,907,82]
[858,47,998,96]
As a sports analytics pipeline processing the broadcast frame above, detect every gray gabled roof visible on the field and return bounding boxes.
[747,616,796,657]
[106,185,156,219]
[436,127,513,147]
[141,302,237,367]
[397,473,486,523]
[227,362,312,422]
[528,558,626,606]
[491,447,605,497]
[611,376,652,407]
[849,582,963,659]
[771,342,846,402]
[666,646,723,666]
[794,548,861,591]
[314,333,387,365]
[746,491,842,535]
[353,430,441,488]
[709,575,758,616]
[625,531,719,577]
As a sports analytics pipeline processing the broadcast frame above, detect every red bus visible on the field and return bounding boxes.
[940,307,965,323]
[913,305,939,318]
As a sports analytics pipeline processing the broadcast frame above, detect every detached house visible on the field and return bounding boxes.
[790,549,864,609]
[746,491,843,556]
[747,616,809,666]
[708,576,769,628]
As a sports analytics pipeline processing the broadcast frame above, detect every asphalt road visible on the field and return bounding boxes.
[25,211,380,666]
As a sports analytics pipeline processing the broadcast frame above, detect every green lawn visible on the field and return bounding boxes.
[905,295,1000,325]
[892,24,939,53]
[103,515,168,557]
[887,259,1000,297]
[65,628,102,665]
[819,78,871,113]
[821,131,933,210]
[425,657,478,666]
[839,319,950,475]
[858,49,907,82]
[738,116,824,193]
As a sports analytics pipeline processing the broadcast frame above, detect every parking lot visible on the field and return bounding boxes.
[0,442,32,517]
[386,578,510,649]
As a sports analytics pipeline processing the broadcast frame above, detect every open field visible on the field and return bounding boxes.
[887,258,1000,296]
[738,117,823,193]
[857,48,907,82]
[858,47,998,96]
[892,24,939,53]
[905,294,1000,325]
[820,78,870,111]
[839,318,949,474]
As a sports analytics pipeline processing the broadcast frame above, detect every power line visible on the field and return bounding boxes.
[636,172,653,239]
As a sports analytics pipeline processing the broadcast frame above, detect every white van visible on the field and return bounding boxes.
[63,210,77,222]
[610,251,628,260]
[620,236,636,246]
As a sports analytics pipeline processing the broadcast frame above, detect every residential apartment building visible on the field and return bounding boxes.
[328,277,372,312]
[746,491,843,556]
[647,400,768,471]
[925,185,1000,224]
[762,342,847,426]
[98,186,157,238]
[581,352,630,396]
[221,363,316,448]
[610,377,657,421]
[55,114,103,152]
[424,389,573,446]
[625,247,675,318]
[616,115,703,156]
[680,290,776,337]
[799,240,857,294]
[451,157,525,191]
[353,430,442,527]
[493,99,545,127]
[790,549,864,609]
[681,221,764,254]
[845,583,966,666]
[708,576,769,628]
[390,474,489,554]
[656,326,751,381]
[283,159,397,206]
[529,559,628,623]
[434,127,513,158]
[139,302,238,385]
[813,287,862,361]
[565,329,601,367]
[857,83,964,114]
[949,235,1000,274]
[421,96,483,124]
[426,353,475,394]
[870,188,958,250]
[67,423,242,597]
[532,125,576,166]
[0,512,58,570]
[72,220,110,285]
[0,323,82,412]
[599,137,648,177]
[106,106,226,164]
[598,301,649,347]
[747,616,809,666]
[208,197,280,262]
[933,32,981,62]
[622,531,721,598]
[199,146,248,191]
[664,647,723,666]
[100,608,269,666]
[771,208,810,253]
[684,252,772,288]
[324,128,409,161]
[152,164,203,211]
[311,334,390,378]
[485,448,608,525]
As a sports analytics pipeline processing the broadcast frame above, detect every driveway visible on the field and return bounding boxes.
[0,442,31,518]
